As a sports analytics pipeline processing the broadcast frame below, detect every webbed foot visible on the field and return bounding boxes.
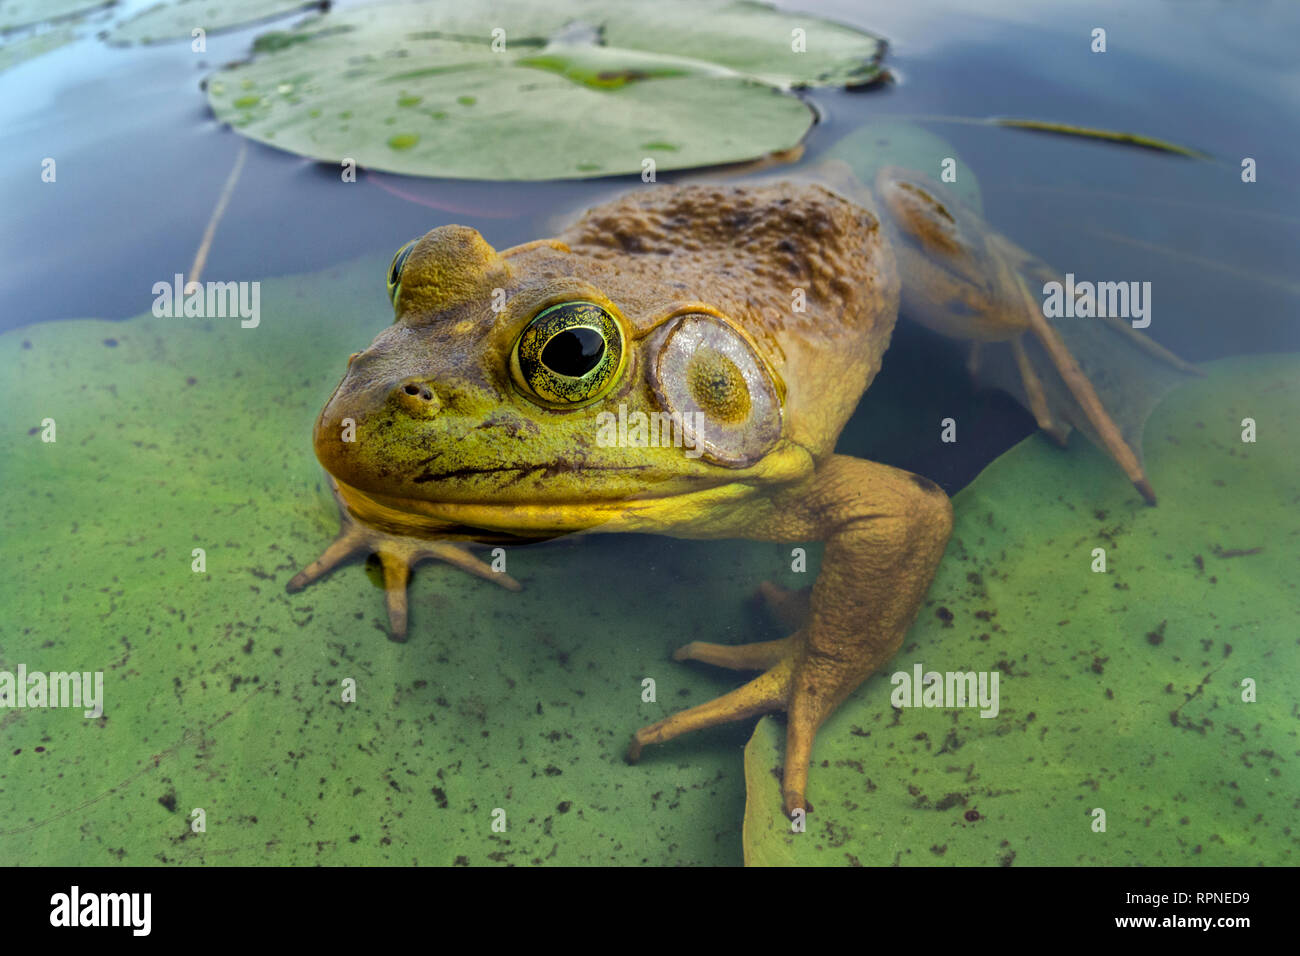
[287,477,520,639]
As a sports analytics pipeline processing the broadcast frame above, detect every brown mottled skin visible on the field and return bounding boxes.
[288,165,1187,816]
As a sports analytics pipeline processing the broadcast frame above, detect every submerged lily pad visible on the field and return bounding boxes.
[744,354,1299,866]
[107,0,319,46]
[823,121,983,211]
[204,0,885,180]
[0,0,111,31]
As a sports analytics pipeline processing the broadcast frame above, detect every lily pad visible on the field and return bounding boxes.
[744,354,1299,866]
[0,0,110,32]
[203,0,885,180]
[106,0,320,46]
[823,121,983,212]
[0,27,74,71]
[0,253,802,865]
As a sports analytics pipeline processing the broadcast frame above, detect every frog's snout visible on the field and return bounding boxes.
[392,377,441,417]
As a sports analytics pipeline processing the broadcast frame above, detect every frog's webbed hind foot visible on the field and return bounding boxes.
[287,477,520,640]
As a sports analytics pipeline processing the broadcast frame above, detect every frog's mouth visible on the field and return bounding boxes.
[331,475,766,540]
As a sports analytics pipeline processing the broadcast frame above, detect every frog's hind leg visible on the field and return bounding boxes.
[879,167,1198,505]
[1004,266,1158,503]
[1010,336,1069,446]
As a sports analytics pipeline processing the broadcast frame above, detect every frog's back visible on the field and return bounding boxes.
[550,182,898,456]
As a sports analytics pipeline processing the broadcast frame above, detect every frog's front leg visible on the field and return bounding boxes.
[287,476,521,640]
[627,455,953,816]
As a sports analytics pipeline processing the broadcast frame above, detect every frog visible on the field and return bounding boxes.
[286,159,1196,816]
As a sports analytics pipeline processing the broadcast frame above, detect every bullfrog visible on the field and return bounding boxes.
[287,160,1195,816]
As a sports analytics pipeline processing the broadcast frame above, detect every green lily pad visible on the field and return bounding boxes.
[0,27,74,71]
[0,253,814,865]
[744,354,1299,866]
[823,121,983,213]
[203,0,885,180]
[0,0,111,31]
[106,0,320,46]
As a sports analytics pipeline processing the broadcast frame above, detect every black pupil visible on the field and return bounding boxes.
[390,245,412,285]
[542,327,605,377]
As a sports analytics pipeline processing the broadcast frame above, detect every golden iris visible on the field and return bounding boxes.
[513,301,624,406]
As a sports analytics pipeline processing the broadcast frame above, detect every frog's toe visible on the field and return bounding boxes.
[672,633,799,671]
[286,524,368,593]
[376,549,413,641]
[626,655,794,763]
[419,541,522,592]
[372,539,521,641]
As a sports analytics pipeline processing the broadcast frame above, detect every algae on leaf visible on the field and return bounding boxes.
[203,0,885,180]
[744,354,1299,866]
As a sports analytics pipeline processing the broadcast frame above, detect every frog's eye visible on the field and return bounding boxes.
[511,301,625,406]
[386,240,416,306]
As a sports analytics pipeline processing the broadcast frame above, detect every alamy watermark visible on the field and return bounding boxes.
[596,403,706,459]
[50,886,150,935]
[1042,273,1151,328]
[0,665,103,718]
[151,274,260,328]
[890,663,999,718]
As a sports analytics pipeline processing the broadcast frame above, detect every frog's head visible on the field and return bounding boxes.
[313,220,808,537]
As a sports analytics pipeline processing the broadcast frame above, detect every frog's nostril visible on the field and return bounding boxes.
[393,380,439,414]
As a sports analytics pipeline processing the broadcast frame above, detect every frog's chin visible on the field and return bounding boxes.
[329,475,759,539]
